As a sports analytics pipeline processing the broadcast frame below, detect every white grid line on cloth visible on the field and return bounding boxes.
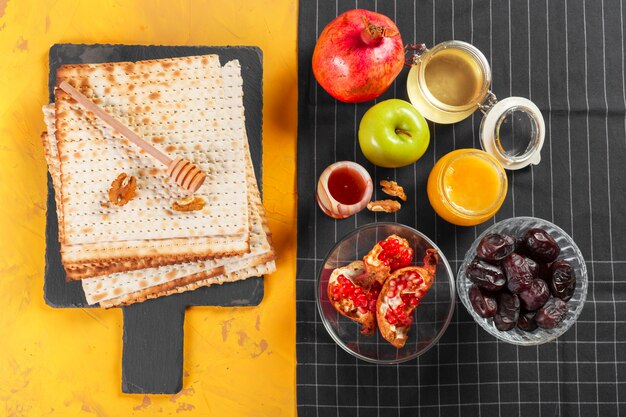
[313,0,319,415]
[352,3,360,415]
[297,298,626,307]
[618,0,626,414]
[563,2,582,415]
[296,257,626,263]
[433,4,440,415]
[450,5,462,416]
[393,1,401,415]
[531,4,543,417]
[581,3,600,416]
[412,1,421,417]
[296,320,626,326]
[507,3,521,414]
[299,359,626,366]
[296,401,626,407]
[600,0,620,414]
[299,381,624,388]
[469,5,483,417]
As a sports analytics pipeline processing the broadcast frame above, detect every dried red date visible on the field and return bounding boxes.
[494,292,520,331]
[503,253,533,294]
[467,258,506,292]
[523,228,560,263]
[550,260,576,301]
[535,297,568,329]
[518,279,550,311]
[469,285,498,318]
[476,233,516,263]
[517,311,538,332]
[525,256,549,280]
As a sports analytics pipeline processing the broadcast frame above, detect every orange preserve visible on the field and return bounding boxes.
[427,149,507,226]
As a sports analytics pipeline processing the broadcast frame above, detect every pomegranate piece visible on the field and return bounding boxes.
[518,279,550,311]
[523,228,560,263]
[494,292,520,331]
[327,261,380,335]
[476,233,516,263]
[466,258,506,292]
[468,285,498,318]
[517,311,538,332]
[377,249,438,348]
[363,234,414,284]
[550,260,576,301]
[535,297,568,329]
[502,253,533,294]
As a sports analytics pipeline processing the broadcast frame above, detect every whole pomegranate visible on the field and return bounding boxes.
[312,9,405,103]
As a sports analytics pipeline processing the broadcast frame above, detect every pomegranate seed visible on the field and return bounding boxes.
[389,280,396,287]
[387,314,397,325]
[410,297,419,306]
[387,290,395,298]
[357,306,367,314]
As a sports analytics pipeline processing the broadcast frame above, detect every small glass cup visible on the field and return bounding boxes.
[316,161,373,219]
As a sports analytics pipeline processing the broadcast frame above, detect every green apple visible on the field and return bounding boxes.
[358,99,430,168]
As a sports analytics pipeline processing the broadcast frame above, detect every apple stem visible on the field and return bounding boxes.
[395,128,413,138]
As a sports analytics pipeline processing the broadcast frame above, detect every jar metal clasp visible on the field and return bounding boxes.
[478,91,498,115]
[406,43,429,66]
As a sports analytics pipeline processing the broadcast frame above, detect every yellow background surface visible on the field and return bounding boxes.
[0,1,297,416]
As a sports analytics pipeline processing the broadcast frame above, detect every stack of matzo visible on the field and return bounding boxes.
[41,55,276,307]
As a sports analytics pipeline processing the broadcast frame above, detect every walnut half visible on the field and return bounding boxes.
[367,199,401,213]
[380,180,407,201]
[108,173,137,206]
[172,195,206,212]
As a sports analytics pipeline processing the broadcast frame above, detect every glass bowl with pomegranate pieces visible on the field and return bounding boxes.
[457,217,588,345]
[316,222,455,364]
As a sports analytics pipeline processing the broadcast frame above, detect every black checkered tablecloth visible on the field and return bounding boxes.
[296,0,626,416]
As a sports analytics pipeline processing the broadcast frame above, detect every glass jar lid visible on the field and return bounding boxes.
[479,96,545,170]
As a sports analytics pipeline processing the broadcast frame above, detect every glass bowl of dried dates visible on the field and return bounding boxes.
[457,217,588,345]
[316,222,455,364]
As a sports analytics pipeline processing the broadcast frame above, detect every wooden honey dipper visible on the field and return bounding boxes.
[58,81,207,193]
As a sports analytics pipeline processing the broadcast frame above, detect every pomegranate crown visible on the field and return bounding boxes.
[360,16,400,43]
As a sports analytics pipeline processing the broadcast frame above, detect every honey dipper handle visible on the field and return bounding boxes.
[58,81,172,167]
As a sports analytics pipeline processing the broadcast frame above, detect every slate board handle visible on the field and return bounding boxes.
[121,298,186,394]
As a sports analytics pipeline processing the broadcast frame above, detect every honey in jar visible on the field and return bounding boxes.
[407,41,491,124]
[427,149,507,226]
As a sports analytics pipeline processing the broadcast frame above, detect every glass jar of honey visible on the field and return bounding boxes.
[408,41,545,171]
[408,41,491,124]
[427,149,507,226]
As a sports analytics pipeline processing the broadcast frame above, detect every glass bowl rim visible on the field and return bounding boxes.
[315,222,456,364]
[456,216,588,346]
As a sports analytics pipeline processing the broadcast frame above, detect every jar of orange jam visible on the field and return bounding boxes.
[427,149,507,226]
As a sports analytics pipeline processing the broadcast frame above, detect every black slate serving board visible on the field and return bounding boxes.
[44,44,264,394]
